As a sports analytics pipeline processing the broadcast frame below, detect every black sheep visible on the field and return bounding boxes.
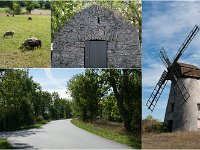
[28,40,42,49]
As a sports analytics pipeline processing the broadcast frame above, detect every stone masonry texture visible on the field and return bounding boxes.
[52,5,141,68]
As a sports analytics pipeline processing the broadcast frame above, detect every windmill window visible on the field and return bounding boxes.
[197,119,200,129]
[98,17,100,24]
[171,103,175,112]
[197,104,200,116]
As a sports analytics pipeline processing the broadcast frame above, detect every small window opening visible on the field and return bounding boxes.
[98,17,100,24]
[171,103,175,112]
[197,104,200,116]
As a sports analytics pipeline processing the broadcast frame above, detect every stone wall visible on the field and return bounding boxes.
[52,5,141,68]
[164,78,200,131]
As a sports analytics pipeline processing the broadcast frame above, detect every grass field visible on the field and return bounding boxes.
[0,14,51,68]
[71,118,141,149]
[142,132,200,149]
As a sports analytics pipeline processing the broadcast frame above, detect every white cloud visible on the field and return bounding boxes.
[44,69,66,90]
[142,62,165,87]
[45,89,72,100]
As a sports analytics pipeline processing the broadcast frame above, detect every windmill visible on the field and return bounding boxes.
[146,25,200,132]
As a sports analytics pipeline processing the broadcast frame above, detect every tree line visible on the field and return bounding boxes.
[68,69,141,133]
[0,69,141,134]
[51,0,142,44]
[0,69,71,131]
[0,1,50,15]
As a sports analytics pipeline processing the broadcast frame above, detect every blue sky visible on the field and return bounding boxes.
[28,69,85,99]
[142,1,200,121]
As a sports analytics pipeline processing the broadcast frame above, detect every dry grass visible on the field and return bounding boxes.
[92,118,125,133]
[142,131,200,149]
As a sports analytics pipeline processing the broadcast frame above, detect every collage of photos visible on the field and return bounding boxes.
[0,0,200,149]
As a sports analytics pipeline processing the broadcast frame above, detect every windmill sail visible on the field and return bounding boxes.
[172,25,199,65]
[171,68,190,104]
[160,47,171,68]
[147,25,199,112]
[146,70,168,111]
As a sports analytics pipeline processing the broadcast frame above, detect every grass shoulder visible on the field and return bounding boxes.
[71,118,141,149]
[0,138,13,149]
[0,120,48,132]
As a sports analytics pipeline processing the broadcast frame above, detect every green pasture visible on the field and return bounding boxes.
[0,14,51,68]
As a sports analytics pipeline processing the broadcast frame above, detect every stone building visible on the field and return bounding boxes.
[164,63,200,132]
[52,5,141,68]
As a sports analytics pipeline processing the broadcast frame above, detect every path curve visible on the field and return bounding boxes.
[0,119,132,149]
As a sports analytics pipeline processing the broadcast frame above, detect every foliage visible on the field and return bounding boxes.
[51,0,79,40]
[99,95,122,122]
[99,69,141,133]
[0,1,50,14]
[25,1,39,14]
[51,0,142,44]
[0,69,72,131]
[68,69,141,133]
[12,2,22,15]
[142,115,167,133]
[68,69,102,122]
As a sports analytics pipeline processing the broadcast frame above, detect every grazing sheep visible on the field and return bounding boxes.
[4,31,14,37]
[28,40,42,49]
[21,37,42,50]
[7,14,10,17]
[28,17,32,20]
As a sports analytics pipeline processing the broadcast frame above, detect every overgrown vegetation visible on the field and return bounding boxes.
[0,1,50,14]
[0,69,72,131]
[142,115,167,133]
[51,0,141,44]
[68,69,141,147]
[72,118,141,149]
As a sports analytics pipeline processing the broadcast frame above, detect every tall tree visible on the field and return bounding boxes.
[100,69,141,132]
[68,69,101,122]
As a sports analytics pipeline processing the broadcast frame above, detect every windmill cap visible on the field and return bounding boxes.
[167,62,200,80]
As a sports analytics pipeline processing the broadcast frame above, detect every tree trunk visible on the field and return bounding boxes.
[109,70,132,132]
[116,99,132,132]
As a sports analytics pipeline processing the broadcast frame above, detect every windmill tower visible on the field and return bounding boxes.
[146,25,200,132]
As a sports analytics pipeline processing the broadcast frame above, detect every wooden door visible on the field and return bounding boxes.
[85,41,107,68]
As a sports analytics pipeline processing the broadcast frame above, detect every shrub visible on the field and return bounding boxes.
[12,2,22,15]
[142,115,166,133]
[35,116,44,123]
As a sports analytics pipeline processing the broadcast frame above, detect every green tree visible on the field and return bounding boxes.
[68,69,101,122]
[100,94,122,122]
[0,69,34,130]
[100,69,141,132]
[25,1,39,14]
[12,2,22,15]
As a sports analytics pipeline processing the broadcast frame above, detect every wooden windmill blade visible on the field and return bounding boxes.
[146,25,199,112]
[172,25,199,65]
[170,68,190,104]
[146,70,168,111]
[160,47,171,68]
